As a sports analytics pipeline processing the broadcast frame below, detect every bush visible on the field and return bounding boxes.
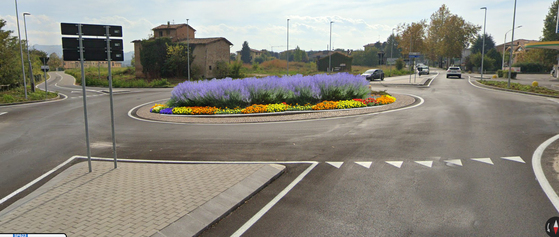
[395,58,404,70]
[2,94,15,103]
[512,62,552,73]
[229,61,244,78]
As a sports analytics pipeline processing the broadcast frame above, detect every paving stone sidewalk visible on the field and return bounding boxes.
[0,161,285,236]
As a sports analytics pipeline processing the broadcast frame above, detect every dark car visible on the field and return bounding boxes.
[361,69,384,81]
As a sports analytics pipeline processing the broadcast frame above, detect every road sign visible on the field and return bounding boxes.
[63,49,123,61]
[39,57,49,64]
[61,23,122,37]
[41,65,50,72]
[409,52,420,56]
[62,37,123,51]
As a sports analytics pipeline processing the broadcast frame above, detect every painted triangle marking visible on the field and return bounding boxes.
[415,161,433,168]
[471,158,494,165]
[501,156,525,163]
[355,162,372,169]
[444,159,463,167]
[385,161,403,168]
[326,162,344,169]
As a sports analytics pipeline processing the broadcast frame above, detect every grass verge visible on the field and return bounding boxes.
[477,80,559,97]
[1,86,59,104]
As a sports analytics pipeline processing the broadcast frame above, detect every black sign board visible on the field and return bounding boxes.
[61,23,122,37]
[62,38,124,51]
[63,49,124,61]
[39,57,49,65]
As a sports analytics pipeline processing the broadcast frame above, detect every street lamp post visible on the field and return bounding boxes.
[391,28,395,76]
[287,19,289,75]
[329,21,333,73]
[186,19,190,81]
[480,7,487,80]
[23,12,35,92]
[508,0,518,89]
[14,0,27,99]
[502,25,522,71]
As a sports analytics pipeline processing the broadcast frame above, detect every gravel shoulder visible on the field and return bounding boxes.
[135,93,417,124]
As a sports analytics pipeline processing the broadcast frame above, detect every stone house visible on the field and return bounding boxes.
[133,22,232,79]
[316,51,352,72]
[235,48,263,63]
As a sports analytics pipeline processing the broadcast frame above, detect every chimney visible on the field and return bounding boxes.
[167,21,170,27]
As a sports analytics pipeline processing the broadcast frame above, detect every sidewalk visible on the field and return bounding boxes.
[0,160,285,236]
[469,73,559,91]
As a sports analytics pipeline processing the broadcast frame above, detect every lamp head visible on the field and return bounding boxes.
[23,12,30,16]
[480,7,487,10]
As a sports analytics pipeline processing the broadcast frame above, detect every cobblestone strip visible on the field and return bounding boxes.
[0,161,265,236]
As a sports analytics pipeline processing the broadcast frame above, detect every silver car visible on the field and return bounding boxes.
[446,66,461,78]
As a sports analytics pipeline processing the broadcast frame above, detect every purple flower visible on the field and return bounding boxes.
[160,108,173,114]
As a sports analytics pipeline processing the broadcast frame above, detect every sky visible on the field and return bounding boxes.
[0,0,554,54]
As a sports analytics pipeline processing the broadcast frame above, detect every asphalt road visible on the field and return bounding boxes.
[1,69,559,236]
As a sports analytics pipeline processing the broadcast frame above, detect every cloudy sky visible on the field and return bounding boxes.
[0,0,554,54]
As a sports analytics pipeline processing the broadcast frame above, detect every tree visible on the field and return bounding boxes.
[471,34,496,54]
[426,4,480,67]
[47,53,62,70]
[292,46,308,62]
[486,48,502,70]
[0,19,22,87]
[240,41,252,64]
[384,34,401,59]
[541,0,559,67]
[397,20,427,56]
[163,43,189,78]
[140,37,172,79]
[352,48,379,66]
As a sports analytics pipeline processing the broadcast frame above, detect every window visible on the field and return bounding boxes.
[159,31,163,37]
[209,65,212,70]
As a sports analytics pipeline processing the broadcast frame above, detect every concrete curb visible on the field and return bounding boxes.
[0,94,63,107]
[152,164,285,237]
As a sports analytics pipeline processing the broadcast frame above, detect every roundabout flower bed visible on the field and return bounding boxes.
[151,73,396,115]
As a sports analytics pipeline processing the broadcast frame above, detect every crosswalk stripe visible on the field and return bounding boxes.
[355,162,372,169]
[444,159,463,166]
[471,158,494,165]
[326,162,343,168]
[385,161,403,168]
[415,161,433,168]
[501,156,525,163]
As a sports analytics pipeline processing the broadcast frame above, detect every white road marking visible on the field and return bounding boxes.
[355,162,372,169]
[326,162,344,169]
[385,161,403,168]
[533,134,559,213]
[415,161,433,168]
[0,112,7,116]
[501,156,525,163]
[471,158,494,165]
[444,159,463,166]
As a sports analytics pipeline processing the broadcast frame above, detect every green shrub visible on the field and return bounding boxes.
[2,94,15,103]
[395,58,404,70]
[501,70,517,79]
[497,70,503,78]
[512,62,552,73]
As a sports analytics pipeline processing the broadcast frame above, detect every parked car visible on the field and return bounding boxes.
[446,66,461,78]
[418,66,429,75]
[361,69,384,81]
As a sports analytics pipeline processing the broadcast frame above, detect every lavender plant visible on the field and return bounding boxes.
[168,73,369,108]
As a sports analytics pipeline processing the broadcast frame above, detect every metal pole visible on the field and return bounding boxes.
[187,19,191,81]
[286,19,289,75]
[480,7,487,80]
[78,24,92,172]
[23,13,35,92]
[409,33,412,84]
[502,32,507,70]
[15,0,28,99]
[106,26,117,169]
[508,0,517,89]
[557,4,559,79]
[329,21,333,73]
[391,28,394,76]
[43,57,47,98]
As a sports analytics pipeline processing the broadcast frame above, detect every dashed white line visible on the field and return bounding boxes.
[415,161,433,168]
[471,158,494,165]
[0,112,7,116]
[386,161,404,168]
[501,156,525,163]
[326,162,344,169]
[444,159,463,166]
[355,162,372,169]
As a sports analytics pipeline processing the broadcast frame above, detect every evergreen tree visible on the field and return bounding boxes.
[471,34,496,54]
[542,0,559,66]
[240,41,252,64]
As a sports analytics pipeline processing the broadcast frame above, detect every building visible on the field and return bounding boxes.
[495,39,538,65]
[363,43,376,51]
[133,22,233,79]
[235,48,264,63]
[316,51,352,72]
[63,61,122,70]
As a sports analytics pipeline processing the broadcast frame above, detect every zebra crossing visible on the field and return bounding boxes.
[324,156,526,169]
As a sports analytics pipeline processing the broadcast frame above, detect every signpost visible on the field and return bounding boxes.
[39,56,49,98]
[409,52,420,84]
[61,23,122,172]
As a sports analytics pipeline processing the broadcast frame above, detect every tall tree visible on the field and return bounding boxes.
[471,34,496,54]
[0,19,22,87]
[384,34,401,59]
[397,20,427,56]
[47,53,62,70]
[542,0,559,67]
[140,37,172,79]
[240,41,252,64]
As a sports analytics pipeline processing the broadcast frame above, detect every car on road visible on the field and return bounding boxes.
[418,65,429,75]
[361,69,384,81]
[446,66,461,78]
